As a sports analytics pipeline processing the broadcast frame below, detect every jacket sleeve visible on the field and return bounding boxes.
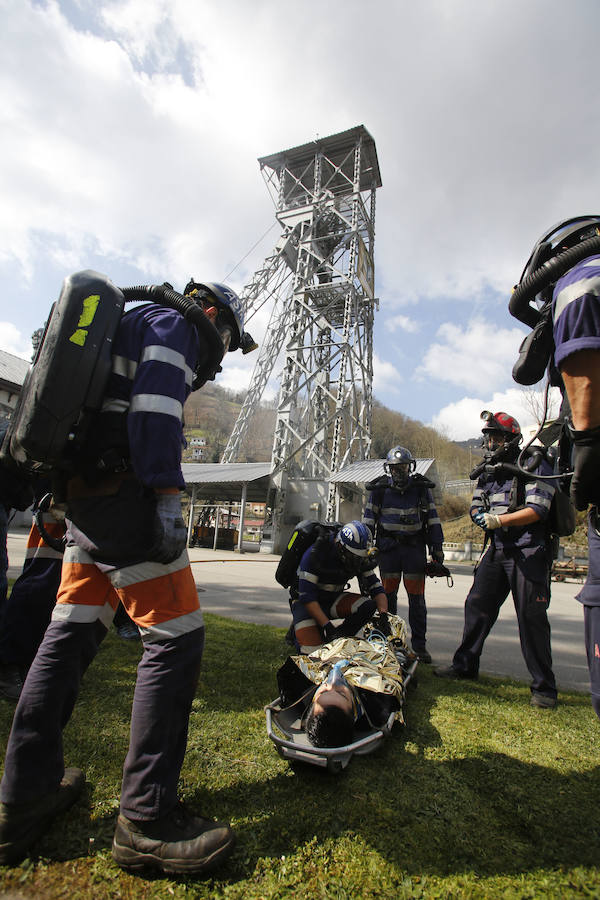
[470,478,487,520]
[297,545,320,607]
[362,491,379,533]
[128,309,199,488]
[424,488,444,548]
[524,474,555,521]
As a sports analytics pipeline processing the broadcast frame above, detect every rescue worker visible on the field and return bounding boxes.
[0,276,254,875]
[0,491,65,702]
[276,612,413,748]
[435,412,558,708]
[508,216,600,720]
[0,420,34,619]
[292,520,388,654]
[362,446,444,663]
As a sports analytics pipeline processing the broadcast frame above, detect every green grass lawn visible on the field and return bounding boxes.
[0,613,598,899]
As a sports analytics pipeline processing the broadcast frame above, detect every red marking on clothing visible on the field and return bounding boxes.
[595,643,600,659]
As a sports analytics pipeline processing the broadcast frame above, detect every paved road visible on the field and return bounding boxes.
[6,528,591,695]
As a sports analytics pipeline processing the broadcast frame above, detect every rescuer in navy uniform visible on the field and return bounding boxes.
[507,216,600,721]
[363,446,444,664]
[435,411,558,709]
[0,277,254,875]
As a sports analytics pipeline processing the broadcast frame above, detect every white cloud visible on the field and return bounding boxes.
[373,353,402,396]
[431,386,563,442]
[387,314,420,334]
[0,323,32,359]
[416,319,526,392]
[1,0,599,429]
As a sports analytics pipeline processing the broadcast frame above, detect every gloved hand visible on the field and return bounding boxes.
[569,427,600,510]
[472,511,502,530]
[322,621,340,642]
[369,610,391,636]
[151,492,187,564]
[431,547,445,563]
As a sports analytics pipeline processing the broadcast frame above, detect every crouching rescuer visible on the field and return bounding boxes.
[0,273,256,875]
[292,521,388,654]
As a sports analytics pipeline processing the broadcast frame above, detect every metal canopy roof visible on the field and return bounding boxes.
[0,350,30,390]
[330,458,436,484]
[258,125,382,191]
[182,462,273,503]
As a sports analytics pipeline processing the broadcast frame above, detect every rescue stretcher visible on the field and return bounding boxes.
[265,653,418,773]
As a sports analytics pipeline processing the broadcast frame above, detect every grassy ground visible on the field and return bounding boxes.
[0,613,598,899]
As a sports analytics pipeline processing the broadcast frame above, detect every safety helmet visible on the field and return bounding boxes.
[335,521,377,572]
[384,445,416,488]
[480,410,522,454]
[184,279,248,352]
[510,216,600,328]
[519,217,600,285]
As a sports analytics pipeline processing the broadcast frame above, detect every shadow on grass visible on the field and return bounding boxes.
[0,614,598,891]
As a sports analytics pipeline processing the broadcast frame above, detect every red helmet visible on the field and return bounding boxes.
[480,410,521,438]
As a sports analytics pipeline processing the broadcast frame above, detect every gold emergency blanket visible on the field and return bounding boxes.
[290,614,410,706]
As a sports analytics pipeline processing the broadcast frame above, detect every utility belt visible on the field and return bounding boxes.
[378,530,422,548]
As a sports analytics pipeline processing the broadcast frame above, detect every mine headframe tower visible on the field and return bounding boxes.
[222,125,382,552]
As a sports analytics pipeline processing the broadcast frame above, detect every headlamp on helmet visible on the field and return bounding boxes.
[384,445,416,488]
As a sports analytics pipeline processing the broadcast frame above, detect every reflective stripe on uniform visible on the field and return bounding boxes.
[112,355,138,380]
[52,598,115,629]
[129,393,183,419]
[554,274,600,322]
[138,608,205,643]
[141,345,193,387]
[25,520,65,561]
[56,546,201,638]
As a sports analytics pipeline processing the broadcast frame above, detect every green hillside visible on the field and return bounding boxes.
[183,386,473,483]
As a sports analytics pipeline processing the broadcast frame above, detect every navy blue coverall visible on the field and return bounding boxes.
[451,463,557,700]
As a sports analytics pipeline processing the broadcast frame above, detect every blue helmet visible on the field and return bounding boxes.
[336,521,375,558]
[184,279,249,352]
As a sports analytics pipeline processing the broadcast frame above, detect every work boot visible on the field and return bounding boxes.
[434,665,477,680]
[0,767,85,864]
[413,647,432,664]
[0,664,24,702]
[530,691,557,709]
[112,803,235,875]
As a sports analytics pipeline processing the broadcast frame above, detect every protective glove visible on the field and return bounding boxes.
[369,610,391,637]
[431,547,445,563]
[568,425,600,510]
[472,511,502,530]
[322,621,340,642]
[151,492,187,564]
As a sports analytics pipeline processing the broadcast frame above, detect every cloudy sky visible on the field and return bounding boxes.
[1,0,598,440]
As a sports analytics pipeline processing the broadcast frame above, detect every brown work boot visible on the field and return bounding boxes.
[0,767,85,864]
[530,691,558,709]
[112,803,235,875]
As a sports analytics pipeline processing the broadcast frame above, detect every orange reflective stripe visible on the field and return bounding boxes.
[404,575,425,594]
[116,564,199,629]
[57,561,119,609]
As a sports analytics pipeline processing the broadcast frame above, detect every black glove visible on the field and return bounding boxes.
[569,424,600,511]
[150,493,187,564]
[322,621,339,642]
[370,610,391,636]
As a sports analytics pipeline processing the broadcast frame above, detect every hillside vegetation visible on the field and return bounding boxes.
[184,385,473,484]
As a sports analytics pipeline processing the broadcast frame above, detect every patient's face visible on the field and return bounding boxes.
[312,680,354,717]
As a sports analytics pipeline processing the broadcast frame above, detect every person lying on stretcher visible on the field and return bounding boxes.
[276,612,417,748]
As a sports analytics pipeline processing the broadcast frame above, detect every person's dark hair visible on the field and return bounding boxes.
[305,704,354,748]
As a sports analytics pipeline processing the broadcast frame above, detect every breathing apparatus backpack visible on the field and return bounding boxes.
[1,269,228,478]
[275,519,341,591]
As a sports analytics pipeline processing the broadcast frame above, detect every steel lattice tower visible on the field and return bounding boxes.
[222,126,381,552]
